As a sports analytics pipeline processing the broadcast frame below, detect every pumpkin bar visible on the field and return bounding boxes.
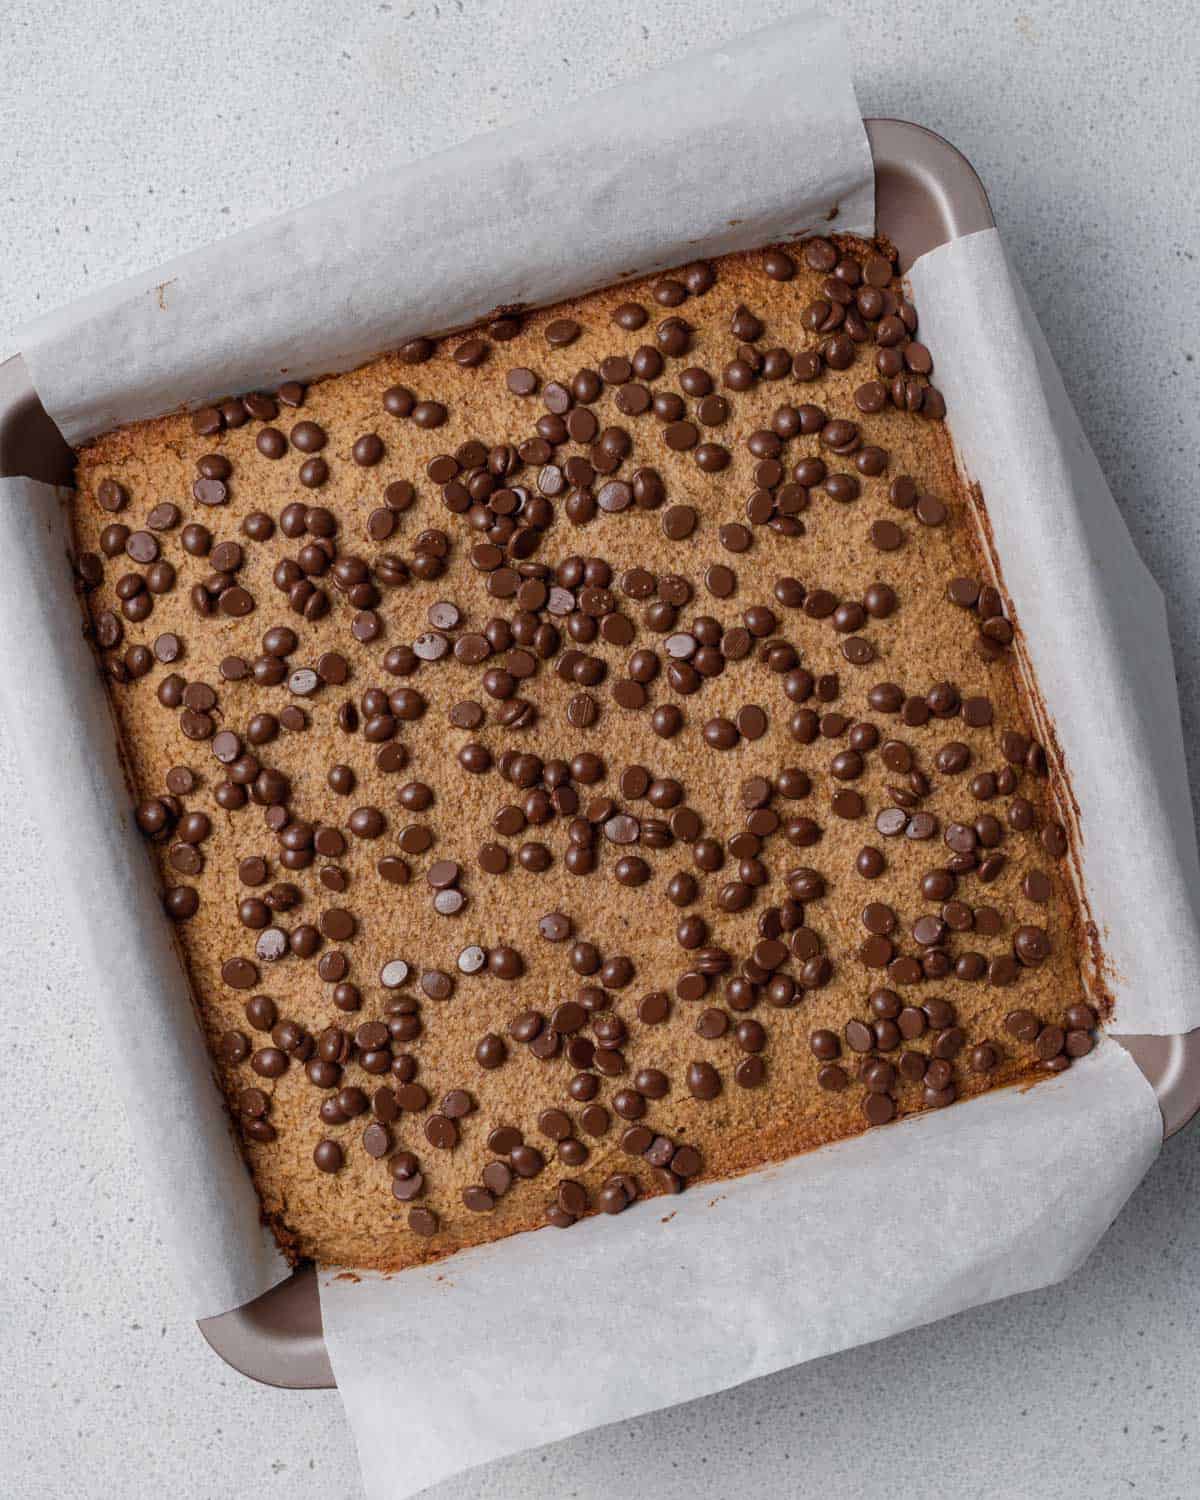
[70,238,1098,1270]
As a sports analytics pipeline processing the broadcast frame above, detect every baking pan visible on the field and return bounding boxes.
[2,116,1197,1394]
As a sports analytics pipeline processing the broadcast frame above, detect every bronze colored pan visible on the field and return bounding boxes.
[3,117,1194,1391]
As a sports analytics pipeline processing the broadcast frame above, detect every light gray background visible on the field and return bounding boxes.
[2,1,1197,1496]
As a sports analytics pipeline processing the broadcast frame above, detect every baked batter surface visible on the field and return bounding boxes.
[72,240,1095,1269]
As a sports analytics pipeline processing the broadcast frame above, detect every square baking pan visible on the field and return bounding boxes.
[2,115,1197,1393]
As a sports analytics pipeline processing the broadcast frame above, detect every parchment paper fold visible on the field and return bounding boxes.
[909,230,1200,1036]
[0,477,288,1320]
[17,12,873,447]
[321,1041,1160,1499]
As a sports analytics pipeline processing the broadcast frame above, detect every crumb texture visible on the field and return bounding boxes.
[71,240,1096,1270]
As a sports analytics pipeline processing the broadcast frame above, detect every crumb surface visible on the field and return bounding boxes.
[71,240,1096,1270]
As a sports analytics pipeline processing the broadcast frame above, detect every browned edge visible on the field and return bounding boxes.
[2,116,1195,1394]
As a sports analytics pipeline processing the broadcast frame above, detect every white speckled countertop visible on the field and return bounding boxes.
[2,2,1198,1495]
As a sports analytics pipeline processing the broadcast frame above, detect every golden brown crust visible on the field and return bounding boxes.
[72,240,1095,1271]
[957,479,1111,1006]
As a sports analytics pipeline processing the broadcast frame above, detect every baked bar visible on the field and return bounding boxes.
[71,238,1099,1270]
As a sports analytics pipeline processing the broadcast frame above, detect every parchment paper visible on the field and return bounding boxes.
[0,477,288,1320]
[321,1040,1161,1500]
[0,12,1194,1498]
[17,12,873,447]
[908,230,1200,1035]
